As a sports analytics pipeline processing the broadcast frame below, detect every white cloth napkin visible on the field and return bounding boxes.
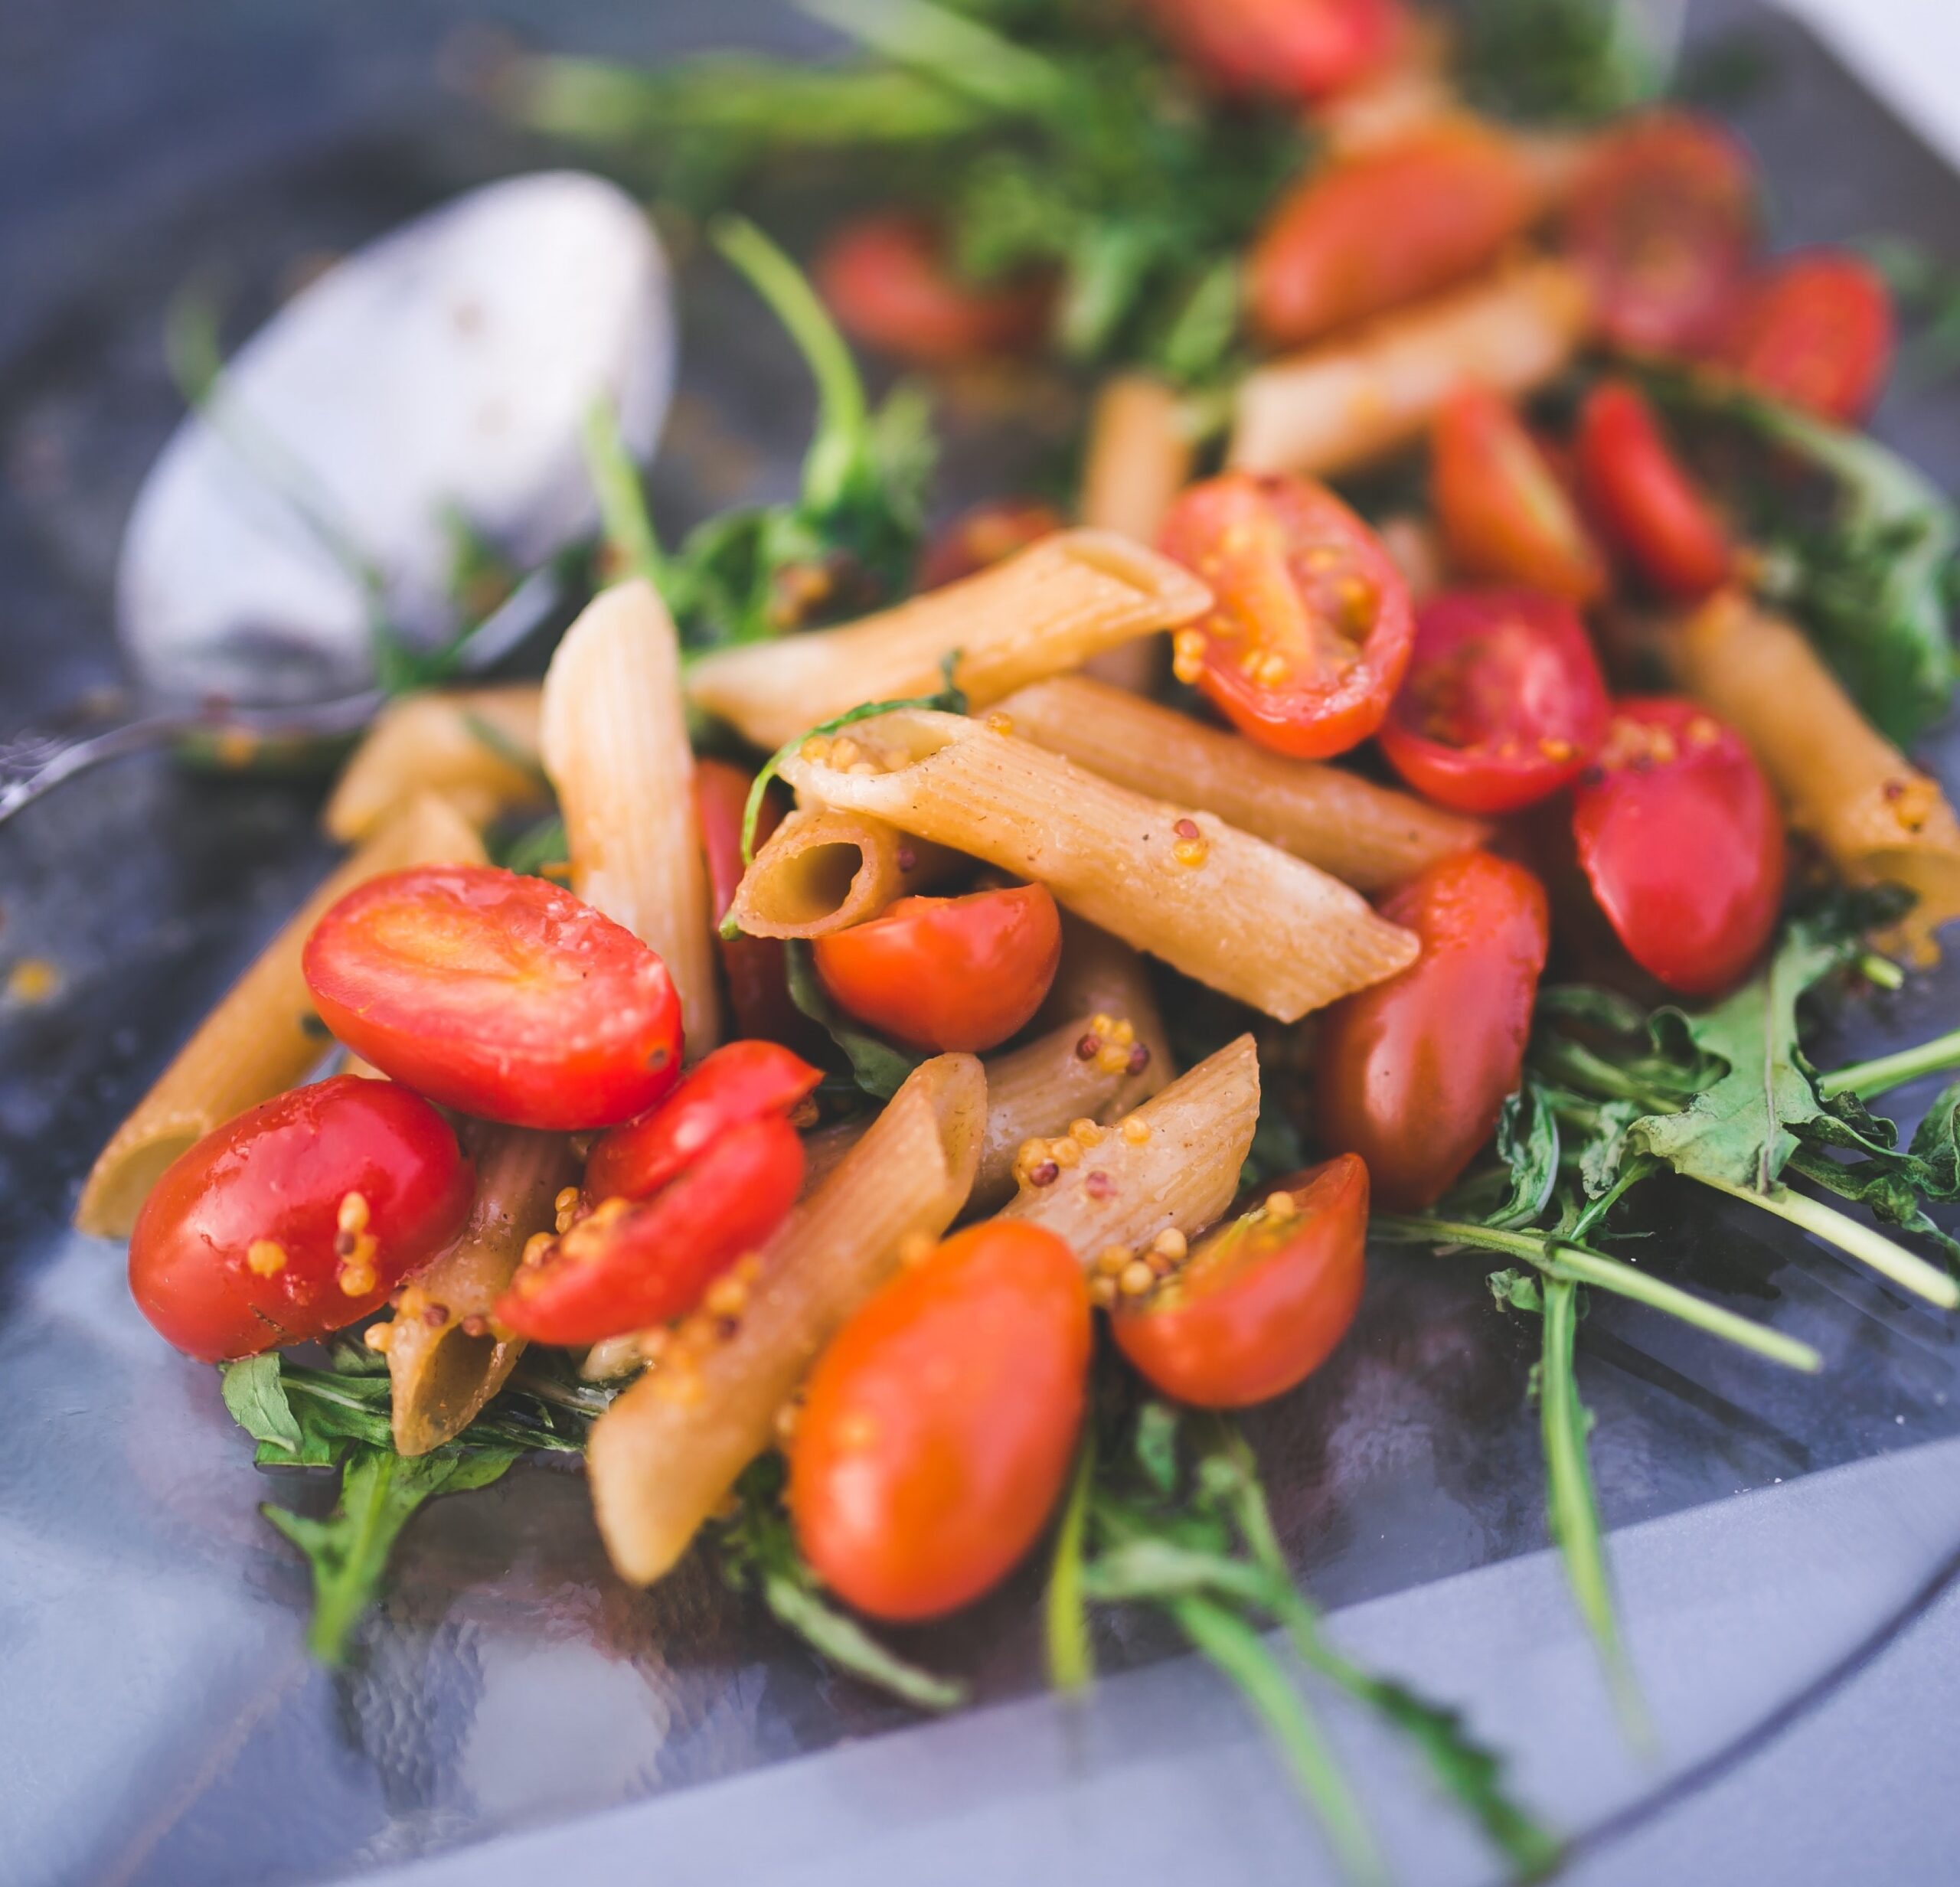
[1769,0,1960,174]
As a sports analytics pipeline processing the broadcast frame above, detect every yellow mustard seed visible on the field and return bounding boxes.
[246,1239,288,1277]
[1089,1275,1119,1311]
[703,1274,750,1319]
[985,712,1015,736]
[363,1321,395,1353]
[1265,1189,1298,1222]
[1108,1018,1135,1048]
[336,1191,371,1237]
[1173,838,1209,867]
[1120,1115,1152,1145]
[1119,1261,1155,1298]
[1151,1226,1189,1262]
[338,1259,377,1298]
[1095,1244,1132,1276]
[1050,1137,1083,1169]
[1096,1043,1132,1076]
[1070,1118,1104,1148]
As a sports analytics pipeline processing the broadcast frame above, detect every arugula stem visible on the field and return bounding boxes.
[1819,1027,1960,1102]
[580,399,667,589]
[797,0,1067,118]
[1567,1154,1658,1242]
[760,1572,967,1712]
[1697,1175,1960,1309]
[1045,1433,1096,1693]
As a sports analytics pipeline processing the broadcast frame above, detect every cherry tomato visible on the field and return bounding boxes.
[812,883,1062,1053]
[1113,1156,1368,1409]
[497,1114,803,1346]
[129,1076,473,1363]
[1249,125,1540,347]
[1380,589,1609,815]
[585,1040,822,1203]
[1721,250,1895,423]
[815,214,1050,366]
[918,498,1065,590]
[1316,850,1550,1211]
[1139,0,1404,101]
[1158,471,1415,759]
[1430,386,1606,606]
[789,1220,1089,1621]
[1576,380,1733,601]
[302,865,684,1132]
[1564,112,1757,354]
[1571,697,1785,997]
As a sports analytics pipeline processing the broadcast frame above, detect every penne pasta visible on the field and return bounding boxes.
[587,1053,986,1585]
[1038,913,1174,1086]
[997,676,1487,893]
[776,709,1419,1019]
[1228,255,1592,477]
[684,529,1212,750]
[74,792,485,1239]
[726,805,959,939]
[542,578,721,1050]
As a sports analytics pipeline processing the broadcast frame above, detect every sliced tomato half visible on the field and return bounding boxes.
[1721,249,1895,423]
[1576,380,1734,602]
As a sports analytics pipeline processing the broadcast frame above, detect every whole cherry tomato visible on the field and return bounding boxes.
[813,883,1062,1053]
[1113,1155,1368,1408]
[789,1220,1089,1621]
[302,865,684,1131]
[1158,471,1415,760]
[918,498,1065,590]
[1571,697,1785,997]
[1316,850,1550,1211]
[1576,380,1733,601]
[1139,0,1405,101]
[1721,250,1895,423]
[129,1076,474,1363]
[1380,590,1609,815]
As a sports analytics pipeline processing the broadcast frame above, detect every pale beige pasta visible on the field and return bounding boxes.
[776,709,1417,1019]
[588,1053,986,1585]
[75,792,486,1239]
[1314,15,1455,155]
[323,684,544,842]
[996,677,1485,893]
[726,805,959,939]
[1374,513,1446,605]
[1229,256,1592,476]
[1038,914,1175,1090]
[684,530,1211,750]
[541,578,720,1050]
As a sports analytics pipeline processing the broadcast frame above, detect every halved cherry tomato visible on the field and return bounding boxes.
[302,865,683,1131]
[790,1220,1089,1621]
[918,498,1064,590]
[129,1076,473,1363]
[1158,471,1414,759]
[1139,0,1404,101]
[1721,250,1895,423]
[695,757,816,1048]
[1380,589,1609,815]
[1572,697,1785,997]
[813,883,1061,1053]
[1248,125,1540,347]
[815,214,1050,366]
[1113,1156,1368,1408]
[497,1113,803,1346]
[1430,386,1606,605]
[1564,112,1757,354]
[1316,850,1550,1211]
[585,1040,822,1204]
[1576,380,1733,601]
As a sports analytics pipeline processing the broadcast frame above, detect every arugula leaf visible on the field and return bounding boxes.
[1487,1079,1563,1229]
[1860,235,1960,384]
[1044,1434,1096,1693]
[1459,0,1674,126]
[492,812,569,880]
[783,940,923,1100]
[220,1353,305,1458]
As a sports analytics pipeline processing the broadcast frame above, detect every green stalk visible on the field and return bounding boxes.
[1044,1434,1096,1693]
[798,0,1067,118]
[580,400,666,591]
[1567,1154,1658,1242]
[1819,1026,1960,1102]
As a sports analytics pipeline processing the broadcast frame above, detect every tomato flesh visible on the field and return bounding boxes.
[1721,250,1895,423]
[1141,0,1405,101]
[1576,380,1733,601]
[919,499,1064,591]
[129,1076,473,1363]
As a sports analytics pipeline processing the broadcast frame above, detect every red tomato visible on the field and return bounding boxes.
[497,1115,803,1345]
[1158,471,1415,759]
[695,757,815,1048]
[1430,386,1606,606]
[1564,112,1757,354]
[1379,589,1609,815]
[1571,697,1785,997]
[129,1076,473,1363]
[1113,1156,1368,1408]
[585,1040,822,1203]
[789,1221,1089,1621]
[918,498,1064,590]
[1721,250,1895,423]
[815,214,1050,366]
[1576,380,1733,601]
[1249,126,1540,347]
[812,883,1062,1053]
[302,865,684,1132]
[1316,851,1550,1211]
[1139,0,1404,100]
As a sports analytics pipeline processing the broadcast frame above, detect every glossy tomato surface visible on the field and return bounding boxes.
[1141,0,1403,100]
[1316,850,1550,1211]
[1572,697,1785,997]
[1113,1155,1368,1408]
[1576,380,1733,601]
[1721,249,1895,423]
[789,1221,1089,1621]
[695,757,814,1048]
[129,1076,473,1362]
[1158,471,1414,759]
[1380,589,1609,814]
[918,498,1063,590]
[302,865,684,1131]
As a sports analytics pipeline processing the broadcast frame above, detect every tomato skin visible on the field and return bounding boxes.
[1380,589,1610,815]
[303,866,684,1131]
[1140,0,1404,101]
[1114,1156,1368,1408]
[790,1221,1089,1621]
[1158,472,1415,760]
[1316,851,1550,1211]
[1571,697,1785,997]
[812,884,1062,1053]
[1576,381,1733,601]
[695,758,816,1049]
[1249,126,1540,347]
[1721,250,1895,423]
[918,499,1064,590]
[129,1076,473,1363]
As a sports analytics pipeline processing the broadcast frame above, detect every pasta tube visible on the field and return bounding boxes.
[775,710,1419,1020]
[588,1053,986,1585]
[542,578,720,1050]
[323,684,544,843]
[75,792,485,1238]
[726,805,959,939]
[684,530,1211,750]
[1039,913,1175,1089]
